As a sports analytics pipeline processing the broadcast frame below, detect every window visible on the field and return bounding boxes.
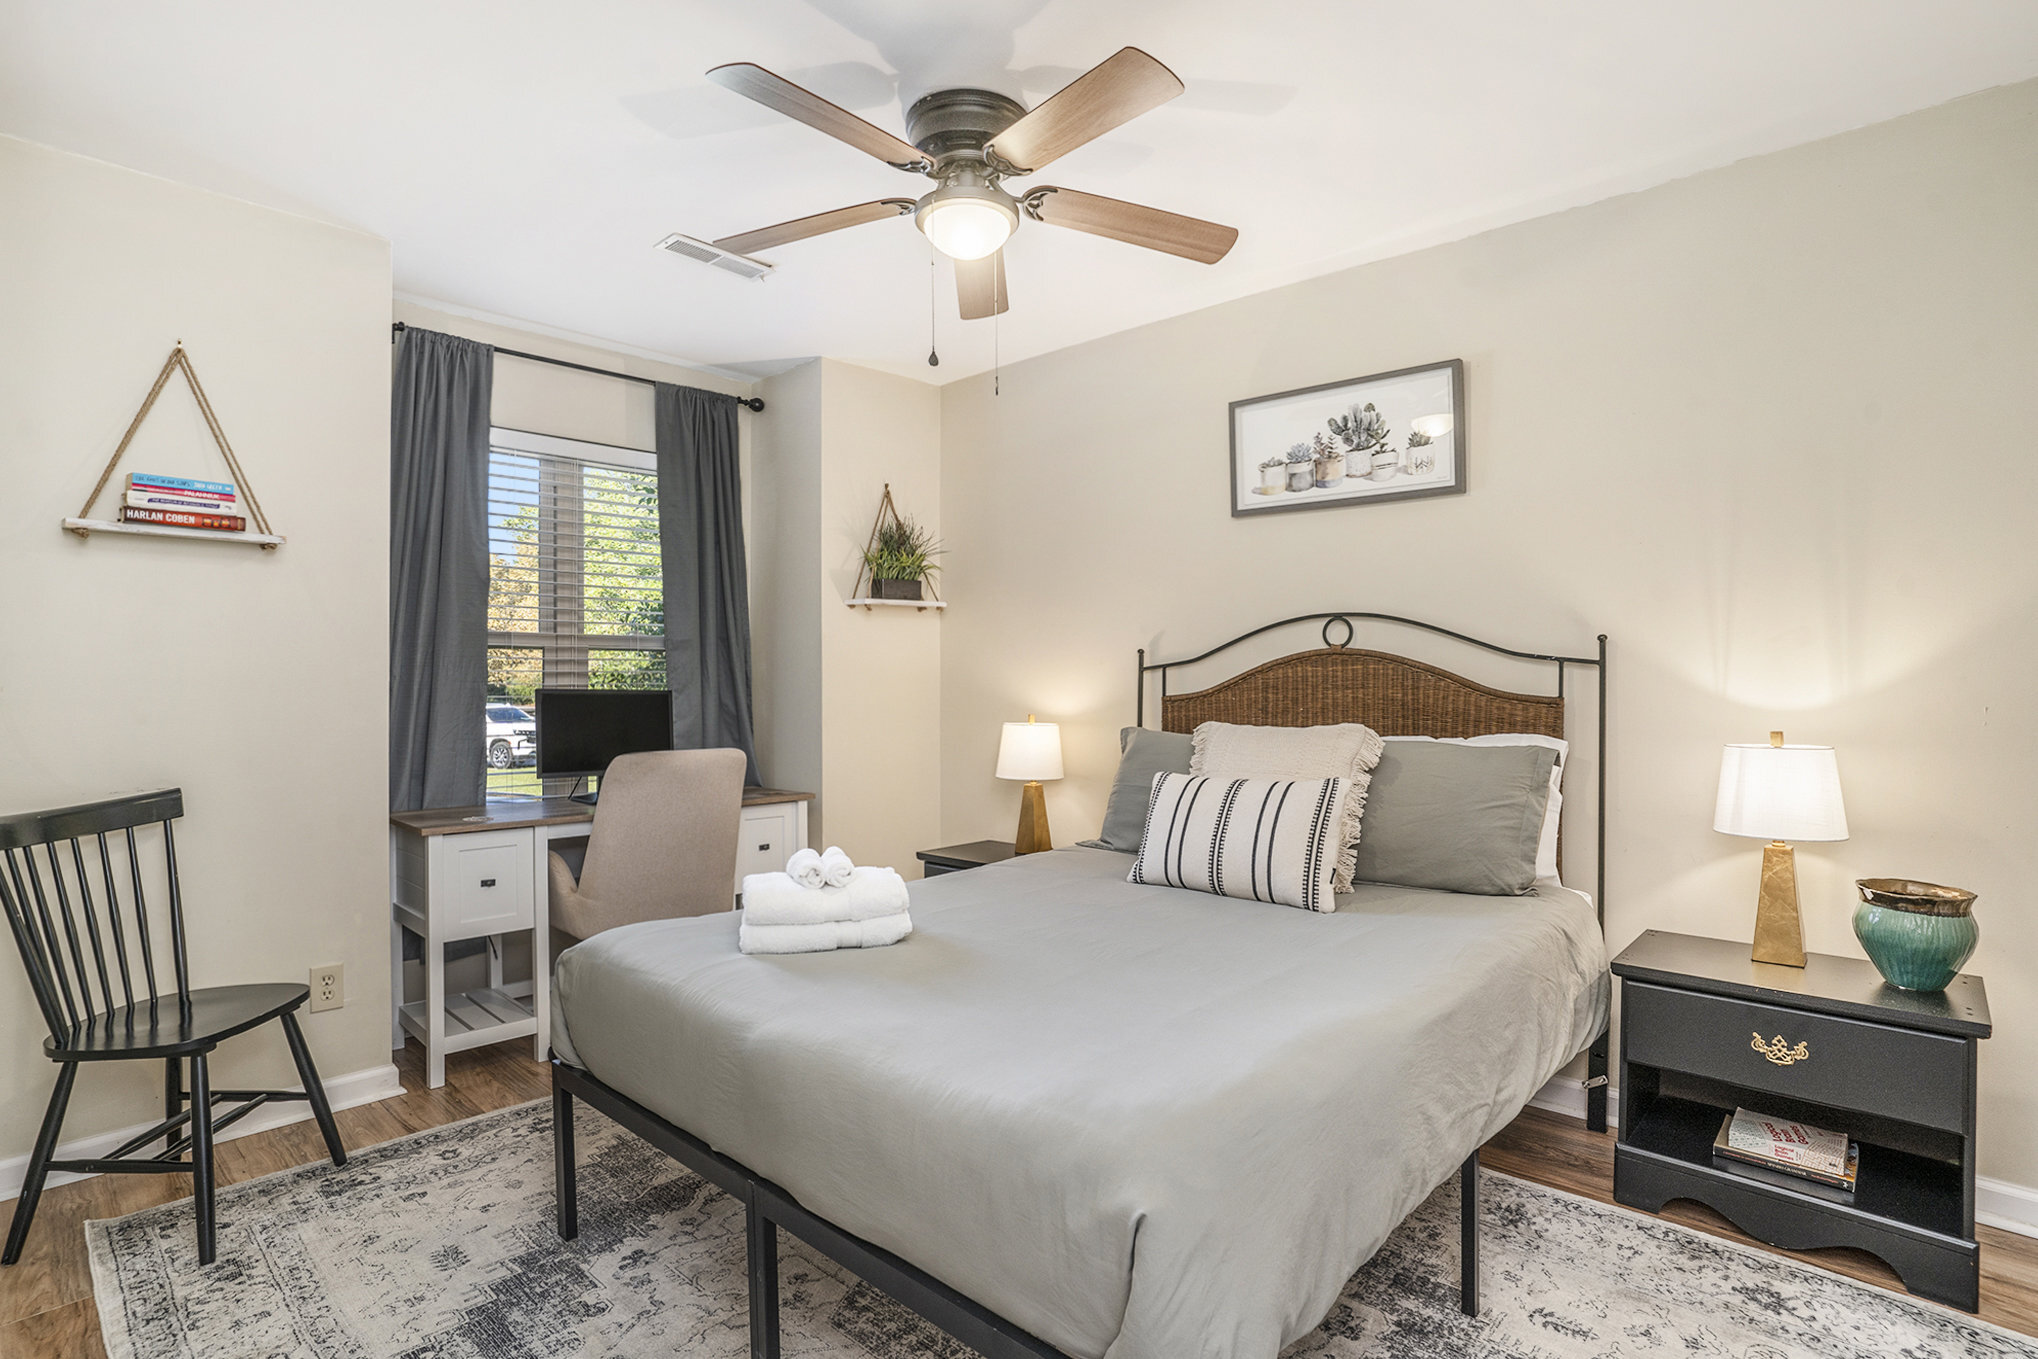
[485,428,664,798]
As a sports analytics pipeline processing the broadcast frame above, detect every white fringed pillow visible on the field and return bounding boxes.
[1190,721,1385,893]
[1129,773,1353,913]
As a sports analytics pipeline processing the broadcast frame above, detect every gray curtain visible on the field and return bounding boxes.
[655,382,759,786]
[389,328,494,812]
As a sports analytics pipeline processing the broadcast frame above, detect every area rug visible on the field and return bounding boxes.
[88,1100,2037,1359]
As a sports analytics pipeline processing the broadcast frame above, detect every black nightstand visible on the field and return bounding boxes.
[915,840,1018,877]
[1612,930,1991,1311]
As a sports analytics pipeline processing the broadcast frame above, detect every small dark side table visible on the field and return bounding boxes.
[915,840,1019,877]
[1612,929,1991,1311]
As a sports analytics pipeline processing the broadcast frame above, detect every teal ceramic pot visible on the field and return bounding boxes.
[1853,879,1979,992]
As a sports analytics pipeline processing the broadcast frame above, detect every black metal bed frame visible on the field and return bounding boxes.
[551,612,1610,1358]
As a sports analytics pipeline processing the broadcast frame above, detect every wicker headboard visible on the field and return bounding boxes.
[1159,645,1565,740]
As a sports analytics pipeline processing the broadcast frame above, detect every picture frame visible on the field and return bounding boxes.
[1229,359,1465,516]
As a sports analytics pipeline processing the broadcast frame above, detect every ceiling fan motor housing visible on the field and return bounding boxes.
[904,88,1026,166]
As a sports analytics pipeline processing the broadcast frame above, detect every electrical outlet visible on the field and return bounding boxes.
[310,963,343,1013]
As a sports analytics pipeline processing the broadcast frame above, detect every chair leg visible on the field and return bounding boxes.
[165,1056,183,1144]
[280,1010,347,1167]
[554,1077,578,1241]
[2,1063,78,1266]
[188,1052,216,1266]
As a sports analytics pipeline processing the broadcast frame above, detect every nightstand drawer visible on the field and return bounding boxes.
[1623,981,1969,1132]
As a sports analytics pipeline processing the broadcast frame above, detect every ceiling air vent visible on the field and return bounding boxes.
[654,233,774,281]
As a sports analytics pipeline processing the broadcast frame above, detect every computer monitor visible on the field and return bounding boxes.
[534,689,673,799]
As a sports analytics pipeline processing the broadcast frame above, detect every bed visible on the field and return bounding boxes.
[550,613,1612,1359]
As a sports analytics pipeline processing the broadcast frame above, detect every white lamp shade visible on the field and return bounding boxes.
[996,720,1064,781]
[1713,742,1848,842]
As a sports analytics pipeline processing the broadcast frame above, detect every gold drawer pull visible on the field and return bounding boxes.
[1752,1031,1810,1066]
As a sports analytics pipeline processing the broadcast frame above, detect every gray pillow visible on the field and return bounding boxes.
[1353,742,1558,896]
[1080,727,1194,853]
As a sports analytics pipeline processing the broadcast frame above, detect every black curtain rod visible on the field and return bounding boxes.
[391,322,764,412]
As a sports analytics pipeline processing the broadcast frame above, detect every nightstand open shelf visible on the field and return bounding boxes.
[1620,1088,1966,1240]
[1612,930,1991,1312]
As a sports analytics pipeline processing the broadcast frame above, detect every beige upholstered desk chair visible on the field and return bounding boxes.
[546,748,747,941]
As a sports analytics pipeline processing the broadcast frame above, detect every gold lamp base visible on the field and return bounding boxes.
[1014,780,1052,855]
[1751,839,1807,968]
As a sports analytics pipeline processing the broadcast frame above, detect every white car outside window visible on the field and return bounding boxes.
[485,704,536,769]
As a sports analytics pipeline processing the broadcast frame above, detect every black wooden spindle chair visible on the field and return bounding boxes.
[0,789,347,1266]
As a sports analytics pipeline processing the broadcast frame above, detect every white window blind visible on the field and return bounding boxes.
[484,428,665,798]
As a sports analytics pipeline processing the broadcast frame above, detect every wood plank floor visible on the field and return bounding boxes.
[3,1043,2033,1356]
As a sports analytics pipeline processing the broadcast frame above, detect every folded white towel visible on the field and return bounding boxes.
[741,866,909,927]
[739,910,912,955]
[784,847,825,890]
[818,844,855,888]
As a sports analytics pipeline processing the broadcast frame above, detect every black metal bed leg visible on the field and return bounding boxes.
[747,1195,781,1359]
[3,1063,78,1266]
[553,1076,579,1241]
[1586,1027,1610,1134]
[189,1052,216,1266]
[1459,1150,1479,1318]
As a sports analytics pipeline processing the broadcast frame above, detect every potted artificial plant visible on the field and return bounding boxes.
[1310,431,1346,488]
[861,515,942,601]
[1403,426,1435,474]
[1258,455,1286,494]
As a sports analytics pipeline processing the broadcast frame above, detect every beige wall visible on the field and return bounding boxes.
[753,360,943,872]
[0,136,393,1161]
[938,83,2038,1184]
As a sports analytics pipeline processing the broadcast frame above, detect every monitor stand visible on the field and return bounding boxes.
[565,776,598,806]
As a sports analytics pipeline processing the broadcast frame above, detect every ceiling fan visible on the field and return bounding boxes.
[696,47,1239,320]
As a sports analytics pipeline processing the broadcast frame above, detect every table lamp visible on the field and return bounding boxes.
[996,715,1064,854]
[1713,731,1849,968]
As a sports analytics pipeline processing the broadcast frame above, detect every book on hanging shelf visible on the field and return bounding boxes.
[126,472,237,497]
[119,505,248,533]
[126,473,238,513]
[1712,1108,1859,1192]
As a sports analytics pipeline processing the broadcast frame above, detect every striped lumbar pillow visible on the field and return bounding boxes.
[1128,772,1352,913]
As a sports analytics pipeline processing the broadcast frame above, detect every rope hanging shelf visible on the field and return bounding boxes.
[62,343,285,550]
[847,483,944,612]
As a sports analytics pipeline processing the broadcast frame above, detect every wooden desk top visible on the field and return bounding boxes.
[391,787,813,836]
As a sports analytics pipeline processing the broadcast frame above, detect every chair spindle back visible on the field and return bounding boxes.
[0,790,190,1045]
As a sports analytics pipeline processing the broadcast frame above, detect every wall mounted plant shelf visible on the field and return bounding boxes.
[847,482,942,612]
[62,343,285,551]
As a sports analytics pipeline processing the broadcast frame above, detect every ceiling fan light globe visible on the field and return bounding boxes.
[916,188,1018,261]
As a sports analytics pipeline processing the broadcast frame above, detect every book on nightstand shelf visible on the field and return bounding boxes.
[1713,1108,1859,1193]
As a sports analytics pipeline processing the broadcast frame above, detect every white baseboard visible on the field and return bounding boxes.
[0,1063,404,1202]
[1525,1074,2038,1241]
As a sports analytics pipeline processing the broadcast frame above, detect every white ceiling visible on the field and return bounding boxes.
[6,1,2037,383]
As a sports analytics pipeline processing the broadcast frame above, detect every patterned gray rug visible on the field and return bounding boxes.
[88,1100,2036,1359]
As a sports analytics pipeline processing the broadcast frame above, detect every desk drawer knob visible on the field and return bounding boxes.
[1752,1031,1810,1065]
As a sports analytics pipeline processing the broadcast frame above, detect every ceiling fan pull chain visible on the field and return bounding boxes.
[994,264,1002,395]
[928,252,940,367]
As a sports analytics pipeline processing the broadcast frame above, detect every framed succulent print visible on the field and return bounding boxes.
[1229,359,1465,516]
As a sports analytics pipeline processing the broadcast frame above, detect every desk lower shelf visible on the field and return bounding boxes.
[397,984,536,1056]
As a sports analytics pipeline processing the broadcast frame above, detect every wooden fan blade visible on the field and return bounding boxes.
[986,47,1183,174]
[707,63,929,170]
[1024,186,1236,263]
[955,251,1009,320]
[712,200,915,256]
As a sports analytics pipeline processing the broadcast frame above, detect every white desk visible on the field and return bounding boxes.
[389,789,812,1087]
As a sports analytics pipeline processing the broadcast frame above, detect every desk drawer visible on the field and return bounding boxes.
[434,830,534,939]
[736,804,798,887]
[1623,982,1970,1132]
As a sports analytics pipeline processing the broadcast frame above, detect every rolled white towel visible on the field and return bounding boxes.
[818,844,855,888]
[739,910,912,955]
[784,847,825,890]
[741,866,908,927]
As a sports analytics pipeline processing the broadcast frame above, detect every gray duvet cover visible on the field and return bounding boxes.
[553,846,1608,1359]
